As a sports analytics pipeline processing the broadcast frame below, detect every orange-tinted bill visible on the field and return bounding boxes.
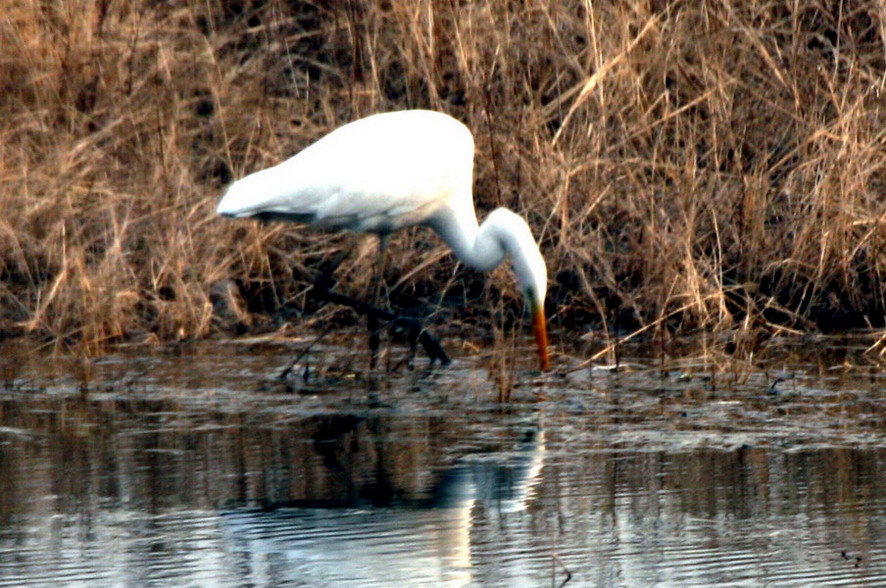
[533,306,549,370]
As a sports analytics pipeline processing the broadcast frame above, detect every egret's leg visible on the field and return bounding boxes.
[368,234,389,369]
[302,233,449,372]
[312,240,354,292]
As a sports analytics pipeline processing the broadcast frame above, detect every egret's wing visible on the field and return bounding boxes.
[217,110,474,233]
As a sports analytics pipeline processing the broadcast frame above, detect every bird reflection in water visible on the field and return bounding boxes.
[219,413,545,587]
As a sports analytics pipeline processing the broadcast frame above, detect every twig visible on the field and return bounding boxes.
[552,552,572,587]
[277,324,334,381]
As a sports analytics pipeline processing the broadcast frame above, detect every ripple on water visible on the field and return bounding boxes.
[0,344,884,586]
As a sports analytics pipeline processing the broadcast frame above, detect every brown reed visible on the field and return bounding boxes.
[1,1,885,359]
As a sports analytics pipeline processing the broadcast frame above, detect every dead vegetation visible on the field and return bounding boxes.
[1,0,885,358]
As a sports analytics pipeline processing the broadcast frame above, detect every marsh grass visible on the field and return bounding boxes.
[2,1,886,363]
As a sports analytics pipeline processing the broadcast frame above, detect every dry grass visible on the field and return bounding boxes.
[2,0,886,358]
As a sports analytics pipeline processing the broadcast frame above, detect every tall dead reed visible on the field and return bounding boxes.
[1,1,885,357]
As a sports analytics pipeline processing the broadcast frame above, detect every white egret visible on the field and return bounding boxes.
[217,109,549,370]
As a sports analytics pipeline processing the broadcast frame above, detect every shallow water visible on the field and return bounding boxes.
[0,339,885,587]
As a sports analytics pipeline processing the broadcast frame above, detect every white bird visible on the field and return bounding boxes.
[217,109,549,370]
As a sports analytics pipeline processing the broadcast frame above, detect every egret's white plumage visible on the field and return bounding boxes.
[217,110,549,369]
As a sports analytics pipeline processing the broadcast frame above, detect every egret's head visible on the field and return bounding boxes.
[518,232,548,371]
[487,208,549,371]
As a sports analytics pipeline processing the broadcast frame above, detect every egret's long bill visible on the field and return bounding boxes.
[524,283,549,370]
[532,304,550,371]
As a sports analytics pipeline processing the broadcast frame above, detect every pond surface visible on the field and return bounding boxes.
[0,338,885,586]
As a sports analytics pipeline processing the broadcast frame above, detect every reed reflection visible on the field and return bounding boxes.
[0,380,883,587]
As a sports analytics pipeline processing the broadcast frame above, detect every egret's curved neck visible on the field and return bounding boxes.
[429,204,503,272]
[429,202,550,370]
[428,204,546,299]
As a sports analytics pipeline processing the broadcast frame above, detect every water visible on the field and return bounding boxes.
[0,340,884,586]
